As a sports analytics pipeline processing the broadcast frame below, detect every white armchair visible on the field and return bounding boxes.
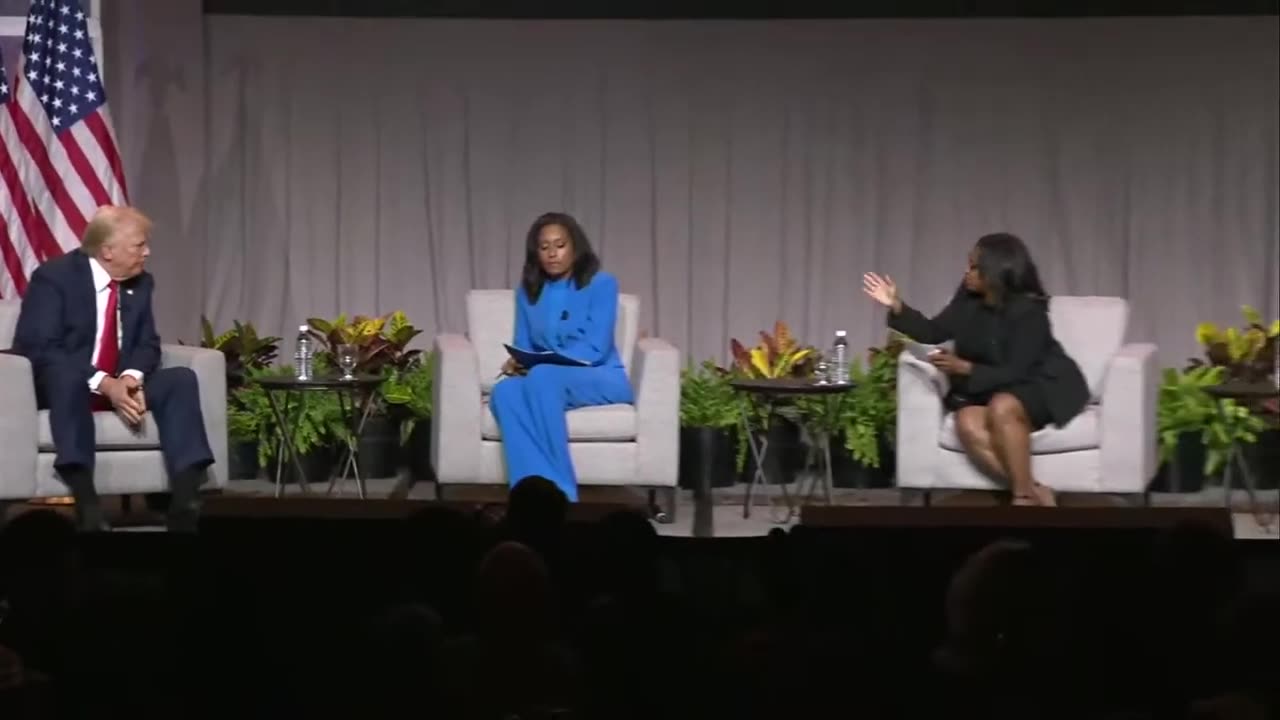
[0,299,228,502]
[431,289,680,516]
[895,296,1158,500]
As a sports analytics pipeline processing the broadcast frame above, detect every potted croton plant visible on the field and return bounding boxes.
[728,321,816,485]
[306,311,423,479]
[381,350,436,484]
[678,360,743,491]
[1181,305,1280,489]
[183,317,281,480]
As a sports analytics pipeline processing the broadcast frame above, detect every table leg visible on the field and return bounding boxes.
[265,390,311,495]
[329,389,378,500]
[771,450,796,524]
[1223,450,1233,511]
[274,434,283,499]
[1218,401,1234,511]
[791,436,833,522]
[740,403,770,520]
[1231,443,1275,529]
[326,390,352,497]
[821,434,834,506]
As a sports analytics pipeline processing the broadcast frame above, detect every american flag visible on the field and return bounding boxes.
[0,0,128,297]
[1,47,39,298]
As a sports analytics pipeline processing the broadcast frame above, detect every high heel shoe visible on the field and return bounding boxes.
[1031,483,1058,507]
[1012,483,1057,507]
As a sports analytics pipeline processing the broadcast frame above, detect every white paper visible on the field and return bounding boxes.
[903,339,944,363]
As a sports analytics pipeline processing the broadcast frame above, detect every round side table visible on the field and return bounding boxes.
[729,377,857,524]
[254,374,383,499]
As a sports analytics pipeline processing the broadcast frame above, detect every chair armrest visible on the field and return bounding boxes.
[0,353,38,498]
[1099,342,1159,493]
[631,337,680,487]
[161,344,228,489]
[900,351,950,397]
[895,351,946,487]
[431,333,483,484]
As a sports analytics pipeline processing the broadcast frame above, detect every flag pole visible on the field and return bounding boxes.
[90,0,104,78]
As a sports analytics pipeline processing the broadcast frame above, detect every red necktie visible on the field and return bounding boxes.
[96,280,120,375]
[91,281,119,411]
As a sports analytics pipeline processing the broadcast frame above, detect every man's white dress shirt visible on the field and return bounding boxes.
[87,257,144,393]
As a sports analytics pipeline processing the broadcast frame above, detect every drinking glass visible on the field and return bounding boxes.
[813,360,830,385]
[337,344,358,380]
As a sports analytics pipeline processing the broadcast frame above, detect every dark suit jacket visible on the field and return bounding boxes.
[888,286,1090,427]
[11,249,161,386]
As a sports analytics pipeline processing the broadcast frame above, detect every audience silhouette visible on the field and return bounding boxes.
[0,500,1274,719]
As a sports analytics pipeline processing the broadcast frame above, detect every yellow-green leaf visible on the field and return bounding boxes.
[1195,322,1221,346]
[386,310,409,335]
[1242,305,1262,327]
[750,348,770,377]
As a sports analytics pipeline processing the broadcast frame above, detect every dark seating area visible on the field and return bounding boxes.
[1,489,1277,719]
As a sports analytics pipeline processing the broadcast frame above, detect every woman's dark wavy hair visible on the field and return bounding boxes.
[974,233,1048,306]
[521,212,601,303]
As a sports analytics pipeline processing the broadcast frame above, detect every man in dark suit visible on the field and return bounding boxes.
[11,206,213,532]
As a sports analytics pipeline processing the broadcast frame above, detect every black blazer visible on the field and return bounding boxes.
[11,249,161,384]
[888,286,1089,427]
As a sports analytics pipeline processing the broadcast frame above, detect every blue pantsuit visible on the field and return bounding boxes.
[489,272,633,501]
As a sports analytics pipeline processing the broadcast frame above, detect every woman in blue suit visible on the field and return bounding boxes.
[489,212,633,501]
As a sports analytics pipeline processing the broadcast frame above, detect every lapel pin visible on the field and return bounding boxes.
[126,289,134,295]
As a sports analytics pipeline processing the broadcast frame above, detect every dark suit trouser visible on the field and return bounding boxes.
[36,365,215,481]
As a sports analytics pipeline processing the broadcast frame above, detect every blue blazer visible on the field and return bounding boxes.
[11,249,161,384]
[514,271,624,368]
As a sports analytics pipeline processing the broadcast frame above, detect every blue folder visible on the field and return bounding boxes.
[504,344,590,368]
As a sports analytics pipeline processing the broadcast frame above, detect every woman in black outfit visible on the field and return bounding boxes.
[862,233,1089,507]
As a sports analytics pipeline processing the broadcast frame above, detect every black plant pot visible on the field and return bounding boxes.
[830,434,896,489]
[227,438,259,481]
[738,418,803,485]
[1242,427,1279,491]
[1151,431,1208,493]
[679,426,737,490]
[273,446,336,486]
[342,413,402,479]
[402,418,436,483]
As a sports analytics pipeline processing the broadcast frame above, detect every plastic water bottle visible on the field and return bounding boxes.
[831,330,849,384]
[294,324,313,381]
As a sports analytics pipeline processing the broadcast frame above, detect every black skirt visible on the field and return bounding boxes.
[944,381,1055,431]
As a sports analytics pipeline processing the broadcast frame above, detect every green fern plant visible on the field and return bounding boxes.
[1158,365,1267,477]
[795,334,901,469]
[233,365,351,468]
[382,351,436,443]
[680,360,740,428]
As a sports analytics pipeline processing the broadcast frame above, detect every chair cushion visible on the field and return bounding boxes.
[482,401,637,442]
[938,405,1100,455]
[37,409,163,452]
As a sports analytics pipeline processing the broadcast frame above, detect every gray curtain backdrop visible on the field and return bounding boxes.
[102,6,1279,368]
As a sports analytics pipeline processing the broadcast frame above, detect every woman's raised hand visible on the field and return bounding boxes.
[862,272,900,309]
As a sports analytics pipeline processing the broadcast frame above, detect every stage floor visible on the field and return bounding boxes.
[145,475,1280,540]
